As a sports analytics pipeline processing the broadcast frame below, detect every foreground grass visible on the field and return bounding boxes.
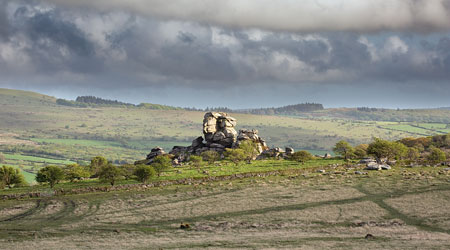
[0,159,344,195]
[0,161,449,249]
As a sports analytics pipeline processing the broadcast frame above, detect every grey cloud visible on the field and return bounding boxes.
[45,0,450,33]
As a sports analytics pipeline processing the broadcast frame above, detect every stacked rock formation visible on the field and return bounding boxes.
[236,129,268,153]
[143,112,270,164]
[203,112,238,148]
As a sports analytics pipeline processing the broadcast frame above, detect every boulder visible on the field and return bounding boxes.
[365,162,381,170]
[191,136,204,149]
[203,112,237,148]
[285,147,295,155]
[145,147,167,164]
[323,153,332,159]
[235,129,268,153]
[359,157,376,164]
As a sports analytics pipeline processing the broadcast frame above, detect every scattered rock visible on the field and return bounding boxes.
[317,169,325,173]
[380,164,391,170]
[365,162,381,170]
[285,147,295,155]
[180,223,190,229]
[145,147,166,164]
[359,157,376,164]
[365,234,375,239]
[323,153,332,159]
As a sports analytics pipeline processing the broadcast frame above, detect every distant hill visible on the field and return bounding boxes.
[241,103,324,115]
[0,88,57,106]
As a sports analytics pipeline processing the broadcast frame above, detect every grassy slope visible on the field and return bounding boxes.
[0,88,448,177]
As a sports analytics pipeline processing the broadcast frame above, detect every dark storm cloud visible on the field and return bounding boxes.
[45,0,450,33]
[1,0,450,102]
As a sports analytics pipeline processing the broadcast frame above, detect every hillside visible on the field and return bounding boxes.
[1,88,450,180]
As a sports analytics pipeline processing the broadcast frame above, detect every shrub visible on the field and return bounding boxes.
[89,156,108,176]
[98,164,122,186]
[64,164,91,182]
[238,140,260,163]
[0,153,5,163]
[224,148,246,165]
[333,140,355,160]
[0,166,27,188]
[406,147,420,162]
[36,165,65,188]
[201,150,220,164]
[354,144,368,158]
[133,165,156,183]
[368,138,407,162]
[290,151,314,163]
[189,155,205,168]
[427,147,446,165]
[151,155,172,177]
[121,164,137,180]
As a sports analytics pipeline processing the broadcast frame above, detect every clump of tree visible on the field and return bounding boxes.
[427,147,446,165]
[290,150,314,163]
[367,138,407,163]
[354,144,369,158]
[64,164,90,182]
[133,165,156,183]
[98,164,122,186]
[333,140,355,161]
[76,96,134,107]
[36,165,65,188]
[151,155,172,177]
[0,166,27,189]
[89,156,109,177]
[201,150,220,164]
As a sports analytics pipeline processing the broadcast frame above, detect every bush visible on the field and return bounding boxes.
[189,155,205,168]
[0,153,5,163]
[89,156,108,177]
[98,164,122,186]
[333,140,355,160]
[133,165,156,183]
[121,164,136,180]
[36,166,65,188]
[367,138,407,162]
[354,144,368,158]
[224,148,246,165]
[151,155,172,177]
[427,147,446,165]
[64,164,91,182]
[201,150,220,164]
[238,140,260,163]
[406,147,420,162]
[290,151,314,163]
[0,166,27,188]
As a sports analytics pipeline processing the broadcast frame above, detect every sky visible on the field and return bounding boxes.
[1,0,450,109]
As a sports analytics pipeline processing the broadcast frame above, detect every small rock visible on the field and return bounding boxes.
[354,171,363,175]
[317,170,326,173]
[365,233,375,240]
[380,165,391,170]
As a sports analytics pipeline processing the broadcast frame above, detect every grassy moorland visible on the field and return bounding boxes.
[2,88,449,181]
[0,161,449,249]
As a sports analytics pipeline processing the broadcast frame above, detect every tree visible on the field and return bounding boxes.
[189,155,205,168]
[98,164,122,186]
[0,166,26,188]
[151,155,172,177]
[290,151,314,163]
[201,150,220,164]
[238,140,260,163]
[64,164,90,182]
[89,156,109,176]
[333,140,355,161]
[406,147,420,162]
[367,138,406,163]
[224,148,246,165]
[354,144,369,158]
[427,147,446,165]
[133,165,156,183]
[36,166,65,188]
[121,164,136,180]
